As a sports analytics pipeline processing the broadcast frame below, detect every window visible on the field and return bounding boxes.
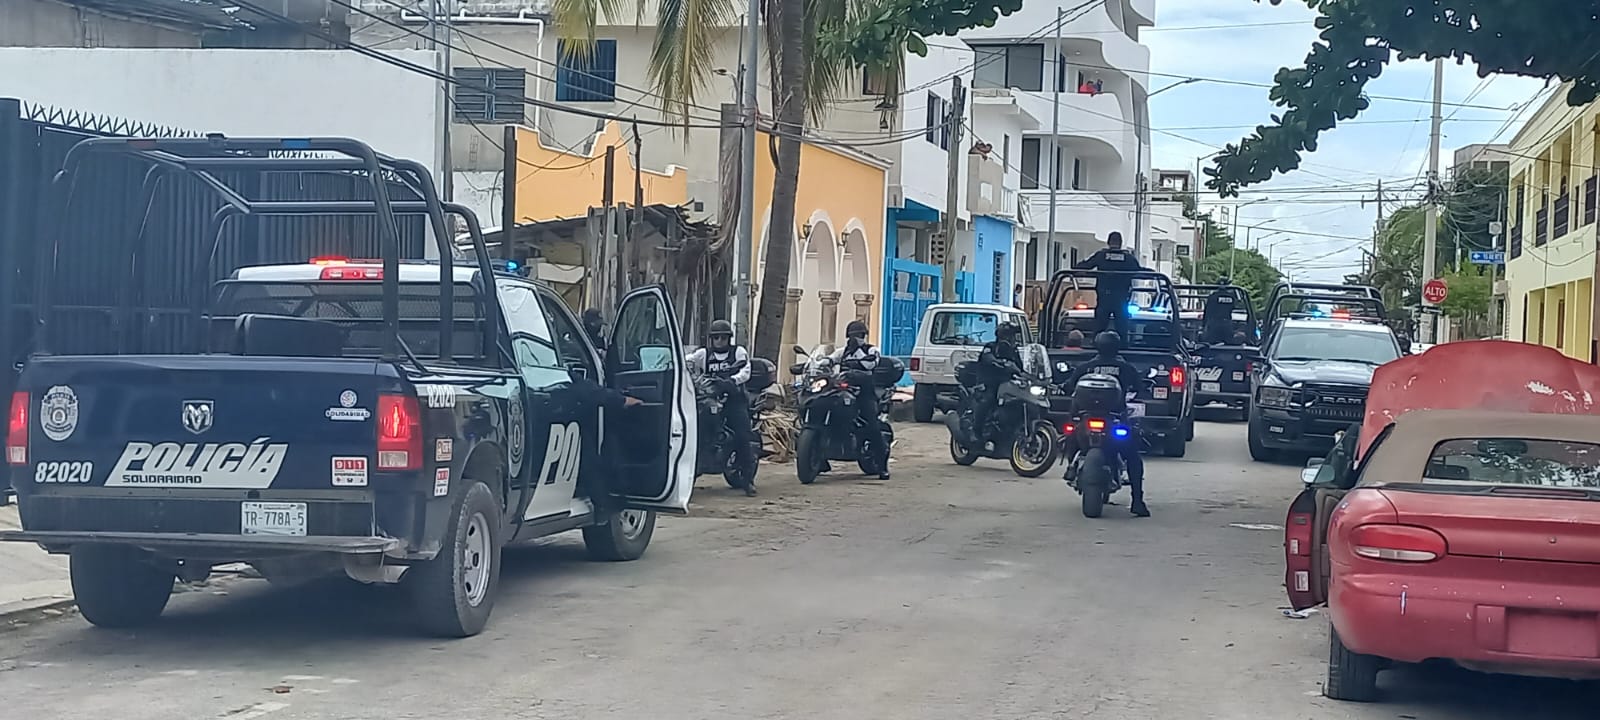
[1069,247,1080,267]
[499,282,560,369]
[1557,297,1568,349]
[1273,327,1400,366]
[925,92,950,149]
[1175,244,1190,257]
[453,67,526,123]
[1001,135,1010,173]
[212,280,489,365]
[1586,177,1598,226]
[1072,157,1083,190]
[555,39,617,102]
[538,292,598,376]
[1053,145,1064,189]
[862,66,888,96]
[929,311,1027,345]
[1056,54,1066,92]
[970,44,1043,92]
[1020,138,1041,189]
[991,252,1006,304]
[1423,438,1600,489]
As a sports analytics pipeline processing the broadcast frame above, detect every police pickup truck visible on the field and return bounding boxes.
[2,136,694,638]
[1038,270,1195,457]
[1247,289,1396,462]
[1175,284,1260,420]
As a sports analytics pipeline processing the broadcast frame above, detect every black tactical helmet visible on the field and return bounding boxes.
[1094,330,1122,355]
[995,321,1020,342]
[709,319,734,338]
[846,320,869,339]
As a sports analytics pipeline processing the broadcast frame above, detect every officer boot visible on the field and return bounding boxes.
[1130,491,1150,518]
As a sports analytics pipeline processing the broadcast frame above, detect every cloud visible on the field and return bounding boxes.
[1145,0,1546,281]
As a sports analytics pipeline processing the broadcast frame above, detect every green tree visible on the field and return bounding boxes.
[553,0,1022,360]
[1207,1,1600,196]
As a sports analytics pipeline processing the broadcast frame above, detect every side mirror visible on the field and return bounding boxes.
[1301,467,1321,485]
[1306,457,1324,469]
[789,364,806,376]
[793,344,809,356]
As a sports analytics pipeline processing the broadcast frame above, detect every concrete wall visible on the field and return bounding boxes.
[0,48,446,180]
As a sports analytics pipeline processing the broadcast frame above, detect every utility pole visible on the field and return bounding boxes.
[1043,6,1064,287]
[440,0,454,203]
[1421,58,1444,344]
[939,74,967,301]
[732,6,760,346]
[602,146,617,311]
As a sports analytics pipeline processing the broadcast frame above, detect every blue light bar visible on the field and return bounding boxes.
[1113,426,1129,438]
[1127,303,1141,314]
[281,139,313,149]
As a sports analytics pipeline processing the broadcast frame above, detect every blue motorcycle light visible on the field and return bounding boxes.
[1112,425,1129,438]
[1127,303,1141,314]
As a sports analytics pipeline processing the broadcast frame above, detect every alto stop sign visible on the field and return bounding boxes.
[1423,278,1448,304]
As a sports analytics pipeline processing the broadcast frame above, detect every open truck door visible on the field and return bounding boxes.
[1284,425,1360,610]
[605,285,694,513]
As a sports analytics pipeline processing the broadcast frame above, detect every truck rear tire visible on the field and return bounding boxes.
[70,544,174,629]
[913,385,936,423]
[583,509,656,561]
[1162,431,1187,458]
[409,481,502,638]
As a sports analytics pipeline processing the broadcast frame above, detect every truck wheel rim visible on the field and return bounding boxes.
[462,512,491,606]
[618,510,647,540]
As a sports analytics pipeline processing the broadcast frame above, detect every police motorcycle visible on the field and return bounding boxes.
[691,357,777,490]
[1062,372,1140,518]
[944,343,1059,477]
[789,345,902,485]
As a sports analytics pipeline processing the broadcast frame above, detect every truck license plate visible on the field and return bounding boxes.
[241,501,307,536]
[1201,382,1221,393]
[1153,387,1168,399]
[1127,402,1145,418]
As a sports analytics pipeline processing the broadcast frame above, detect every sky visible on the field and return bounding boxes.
[1143,0,1550,281]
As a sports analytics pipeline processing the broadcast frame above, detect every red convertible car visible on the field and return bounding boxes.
[1285,340,1600,702]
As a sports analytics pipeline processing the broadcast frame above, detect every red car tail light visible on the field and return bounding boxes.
[1350,524,1446,563]
[909,357,921,371]
[1169,366,1186,388]
[377,394,422,470]
[1060,422,1075,435]
[6,391,26,466]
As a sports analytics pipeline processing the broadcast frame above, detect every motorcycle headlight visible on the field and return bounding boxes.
[1029,385,1046,397]
[1056,361,1070,373]
[809,378,828,392]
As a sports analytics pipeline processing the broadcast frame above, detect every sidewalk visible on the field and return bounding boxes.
[0,505,72,623]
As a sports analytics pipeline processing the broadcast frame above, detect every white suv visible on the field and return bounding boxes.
[908,303,1032,422]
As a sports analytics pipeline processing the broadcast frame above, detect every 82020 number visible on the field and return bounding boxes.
[35,462,93,484]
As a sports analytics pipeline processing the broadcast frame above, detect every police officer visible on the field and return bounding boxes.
[581,308,609,358]
[1074,231,1146,338]
[830,320,891,480]
[1201,278,1240,345]
[1062,331,1150,517]
[966,321,1025,444]
[685,320,759,496]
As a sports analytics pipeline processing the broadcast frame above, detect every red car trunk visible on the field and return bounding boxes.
[1380,488,1600,565]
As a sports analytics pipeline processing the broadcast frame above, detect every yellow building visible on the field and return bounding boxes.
[1504,84,1600,361]
[509,122,889,350]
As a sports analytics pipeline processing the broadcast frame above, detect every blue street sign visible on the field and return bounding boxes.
[1469,251,1506,265]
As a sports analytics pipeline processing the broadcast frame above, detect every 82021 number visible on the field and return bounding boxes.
[35,461,93,484]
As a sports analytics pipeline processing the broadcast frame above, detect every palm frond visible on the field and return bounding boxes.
[550,0,629,50]
[649,0,742,124]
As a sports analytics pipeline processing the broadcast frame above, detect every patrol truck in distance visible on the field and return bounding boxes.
[3,136,695,638]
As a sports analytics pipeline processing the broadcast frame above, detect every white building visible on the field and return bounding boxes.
[963,0,1155,279]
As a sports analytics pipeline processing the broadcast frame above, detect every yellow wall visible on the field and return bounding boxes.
[510,123,688,223]
[1504,82,1600,359]
[751,131,889,343]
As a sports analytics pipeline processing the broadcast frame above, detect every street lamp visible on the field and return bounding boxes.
[1134,78,1201,259]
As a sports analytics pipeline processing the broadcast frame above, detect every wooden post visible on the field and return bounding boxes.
[500,124,517,260]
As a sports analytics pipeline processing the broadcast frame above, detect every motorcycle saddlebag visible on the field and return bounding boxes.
[955,360,980,387]
[747,357,777,391]
[873,355,907,386]
[1071,374,1125,415]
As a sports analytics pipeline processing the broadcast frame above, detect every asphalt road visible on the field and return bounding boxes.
[2,420,1597,719]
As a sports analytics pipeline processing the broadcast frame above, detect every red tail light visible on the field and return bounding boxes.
[377,394,422,470]
[1086,418,1106,432]
[1060,422,1075,435]
[1350,524,1446,563]
[909,357,921,371]
[321,265,383,280]
[6,392,26,466]
[1169,366,1186,388]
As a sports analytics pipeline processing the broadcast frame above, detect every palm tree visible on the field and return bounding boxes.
[551,0,885,360]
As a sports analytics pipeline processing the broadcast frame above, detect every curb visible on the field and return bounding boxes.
[0,597,76,631]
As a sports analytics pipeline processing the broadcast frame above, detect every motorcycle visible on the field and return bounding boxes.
[1061,373,1138,518]
[691,359,776,490]
[789,345,901,485]
[944,362,1059,477]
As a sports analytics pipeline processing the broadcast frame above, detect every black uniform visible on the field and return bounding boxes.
[1201,287,1239,345]
[582,309,609,358]
[1064,353,1148,512]
[687,345,758,485]
[1075,247,1145,337]
[831,337,889,474]
[967,338,1024,442]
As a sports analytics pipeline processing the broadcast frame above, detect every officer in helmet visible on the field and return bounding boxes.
[686,320,759,495]
[1201,278,1240,345]
[965,321,1026,444]
[829,320,891,479]
[1063,331,1151,517]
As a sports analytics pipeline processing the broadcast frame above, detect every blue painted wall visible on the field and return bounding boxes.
[973,216,1015,306]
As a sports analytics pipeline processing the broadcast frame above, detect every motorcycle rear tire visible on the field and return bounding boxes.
[796,428,823,485]
[1079,448,1110,519]
[723,450,757,490]
[944,414,980,465]
[1009,420,1060,478]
